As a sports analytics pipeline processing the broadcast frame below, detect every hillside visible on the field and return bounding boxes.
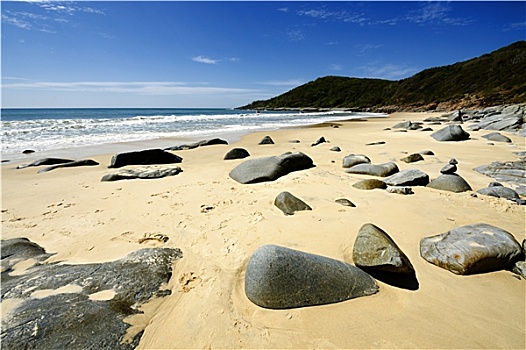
[240,41,526,112]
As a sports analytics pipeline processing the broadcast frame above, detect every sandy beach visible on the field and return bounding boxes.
[2,112,525,349]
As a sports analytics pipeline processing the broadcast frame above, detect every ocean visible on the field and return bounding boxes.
[1,108,384,161]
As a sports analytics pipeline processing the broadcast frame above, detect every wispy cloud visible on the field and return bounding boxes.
[1,80,260,96]
[355,43,383,54]
[298,7,367,25]
[258,79,305,87]
[358,63,418,80]
[405,2,472,26]
[330,64,343,71]
[192,56,218,65]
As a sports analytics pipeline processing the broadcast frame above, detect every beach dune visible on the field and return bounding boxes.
[2,112,525,349]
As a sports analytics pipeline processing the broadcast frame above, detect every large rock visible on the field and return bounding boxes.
[431,125,470,141]
[352,224,415,274]
[384,168,429,187]
[427,174,472,193]
[345,162,399,177]
[229,152,314,184]
[420,223,523,275]
[164,138,228,150]
[474,160,526,185]
[274,191,312,215]
[108,149,182,168]
[223,148,250,160]
[101,166,183,181]
[245,245,378,309]
[1,239,183,350]
[342,154,371,168]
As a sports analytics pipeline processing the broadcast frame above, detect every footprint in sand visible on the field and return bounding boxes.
[178,272,201,292]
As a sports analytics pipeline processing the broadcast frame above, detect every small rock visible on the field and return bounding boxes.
[440,164,457,174]
[346,162,399,177]
[449,158,458,165]
[366,141,386,146]
[22,150,35,154]
[274,191,312,215]
[311,136,327,146]
[477,186,520,201]
[108,149,182,168]
[101,166,182,181]
[258,136,275,145]
[224,148,250,160]
[335,198,356,207]
[386,186,414,195]
[400,153,424,163]
[342,154,371,168]
[481,132,512,143]
[419,150,435,156]
[245,245,378,309]
[330,146,341,152]
[384,169,429,187]
[352,179,387,190]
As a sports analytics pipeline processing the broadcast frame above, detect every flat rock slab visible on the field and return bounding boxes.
[164,138,228,150]
[274,191,312,215]
[481,132,512,143]
[384,168,429,187]
[245,245,378,309]
[400,153,424,163]
[427,174,472,193]
[431,125,470,141]
[16,158,74,169]
[101,166,182,181]
[477,186,520,201]
[420,223,523,275]
[345,162,399,177]
[108,149,182,168]
[38,159,99,173]
[1,238,183,350]
[474,160,526,185]
[353,224,415,274]
[229,152,314,184]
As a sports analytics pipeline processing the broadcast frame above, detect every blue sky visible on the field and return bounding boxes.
[2,1,525,108]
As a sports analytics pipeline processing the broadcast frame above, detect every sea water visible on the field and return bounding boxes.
[1,108,384,161]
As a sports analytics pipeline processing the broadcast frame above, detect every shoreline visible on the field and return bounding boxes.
[2,111,525,349]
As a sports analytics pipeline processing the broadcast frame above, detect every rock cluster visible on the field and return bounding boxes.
[465,104,525,135]
[427,159,472,193]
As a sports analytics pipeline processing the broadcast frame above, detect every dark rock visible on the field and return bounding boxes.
[101,166,182,181]
[22,150,35,154]
[224,148,250,160]
[440,164,457,174]
[481,132,512,143]
[392,121,412,129]
[420,223,523,275]
[108,149,182,168]
[1,238,50,264]
[38,159,99,173]
[164,138,228,151]
[366,141,386,146]
[477,186,520,201]
[353,223,415,274]
[1,239,183,350]
[449,158,459,165]
[386,186,414,195]
[384,169,429,187]
[400,153,424,163]
[346,162,399,177]
[489,182,503,187]
[288,140,301,143]
[352,179,387,190]
[431,125,470,141]
[515,185,526,197]
[16,158,75,169]
[420,127,434,132]
[513,261,526,279]
[407,124,423,130]
[274,191,312,215]
[244,245,378,309]
[330,146,341,152]
[474,160,526,185]
[342,154,371,168]
[311,136,327,146]
[419,150,435,156]
[427,174,472,193]
[335,198,356,207]
[258,136,275,145]
[229,152,314,184]
[470,113,522,132]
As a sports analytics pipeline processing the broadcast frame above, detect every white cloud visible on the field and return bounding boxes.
[192,56,218,64]
[286,28,304,41]
[405,2,471,26]
[330,64,343,71]
[1,13,32,30]
[258,79,304,87]
[358,63,418,80]
[1,80,260,96]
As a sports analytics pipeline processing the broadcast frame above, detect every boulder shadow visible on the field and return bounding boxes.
[361,268,420,291]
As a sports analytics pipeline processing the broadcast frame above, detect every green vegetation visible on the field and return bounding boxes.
[240,41,526,111]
